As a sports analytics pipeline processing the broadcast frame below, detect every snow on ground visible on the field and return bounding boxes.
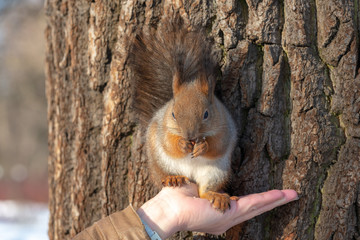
[0,200,49,240]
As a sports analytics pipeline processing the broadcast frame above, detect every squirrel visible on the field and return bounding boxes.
[129,16,238,212]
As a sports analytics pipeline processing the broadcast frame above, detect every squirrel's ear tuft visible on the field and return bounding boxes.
[172,71,182,96]
[199,74,214,101]
[199,74,209,95]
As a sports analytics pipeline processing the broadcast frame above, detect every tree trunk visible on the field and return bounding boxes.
[45,0,360,239]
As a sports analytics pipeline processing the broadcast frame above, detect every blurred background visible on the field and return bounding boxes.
[0,0,48,239]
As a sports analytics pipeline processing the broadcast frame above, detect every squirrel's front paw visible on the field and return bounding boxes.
[162,175,190,187]
[178,138,194,154]
[191,138,208,158]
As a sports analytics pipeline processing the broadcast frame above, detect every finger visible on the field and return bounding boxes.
[240,189,297,207]
[235,189,298,222]
[281,189,299,202]
[254,190,298,212]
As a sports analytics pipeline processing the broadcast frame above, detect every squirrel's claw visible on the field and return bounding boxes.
[178,138,194,154]
[162,175,190,187]
[191,139,208,158]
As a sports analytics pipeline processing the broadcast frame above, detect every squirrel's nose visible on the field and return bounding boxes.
[185,132,195,141]
[186,132,196,141]
[184,128,198,141]
[186,136,195,141]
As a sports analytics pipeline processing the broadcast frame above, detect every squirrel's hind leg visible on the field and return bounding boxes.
[200,190,231,213]
[199,186,239,213]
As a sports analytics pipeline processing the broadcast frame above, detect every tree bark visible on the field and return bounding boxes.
[45,0,360,239]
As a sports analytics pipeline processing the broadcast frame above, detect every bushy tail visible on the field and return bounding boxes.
[129,15,214,126]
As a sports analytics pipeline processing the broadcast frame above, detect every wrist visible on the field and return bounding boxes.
[137,190,180,239]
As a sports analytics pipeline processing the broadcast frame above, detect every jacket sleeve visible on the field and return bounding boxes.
[73,205,150,240]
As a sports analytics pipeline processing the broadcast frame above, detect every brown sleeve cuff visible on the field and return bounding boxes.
[73,205,150,240]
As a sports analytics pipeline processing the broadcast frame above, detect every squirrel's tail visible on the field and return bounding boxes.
[129,15,214,126]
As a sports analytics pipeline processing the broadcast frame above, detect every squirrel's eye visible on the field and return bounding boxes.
[203,110,209,120]
[172,112,176,120]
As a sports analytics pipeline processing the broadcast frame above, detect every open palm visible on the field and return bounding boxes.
[149,183,298,236]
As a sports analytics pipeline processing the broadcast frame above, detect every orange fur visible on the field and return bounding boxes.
[162,132,190,159]
[202,133,227,159]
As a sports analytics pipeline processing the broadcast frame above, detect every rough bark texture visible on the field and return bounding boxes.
[45,0,360,239]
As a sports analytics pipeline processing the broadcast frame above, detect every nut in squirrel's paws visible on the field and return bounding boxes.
[178,138,194,154]
[162,175,191,187]
[201,191,234,213]
[191,138,208,158]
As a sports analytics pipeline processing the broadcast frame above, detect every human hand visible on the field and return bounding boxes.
[137,183,298,239]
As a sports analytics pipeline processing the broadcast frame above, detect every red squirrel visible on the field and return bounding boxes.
[130,16,238,212]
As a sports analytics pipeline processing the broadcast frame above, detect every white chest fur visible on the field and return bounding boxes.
[154,137,231,189]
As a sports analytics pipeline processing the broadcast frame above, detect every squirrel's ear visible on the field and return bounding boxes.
[199,74,214,101]
[172,71,182,96]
